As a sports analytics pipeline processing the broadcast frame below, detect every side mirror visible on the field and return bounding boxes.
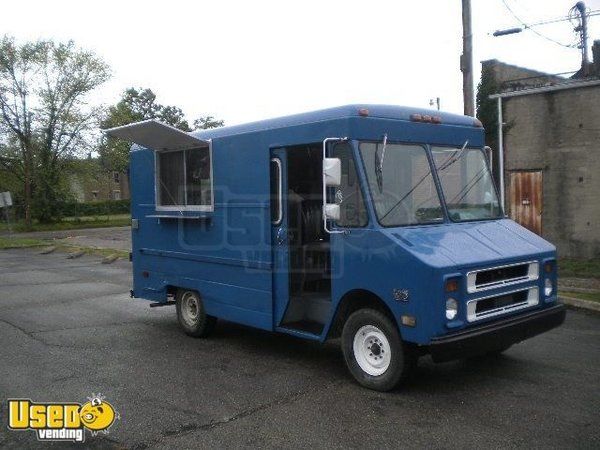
[324,203,341,221]
[323,158,341,187]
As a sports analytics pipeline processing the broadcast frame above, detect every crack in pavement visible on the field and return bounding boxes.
[0,281,89,287]
[30,320,147,335]
[131,379,343,449]
[0,291,131,311]
[0,318,148,350]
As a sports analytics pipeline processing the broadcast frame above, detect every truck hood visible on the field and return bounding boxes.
[388,219,555,269]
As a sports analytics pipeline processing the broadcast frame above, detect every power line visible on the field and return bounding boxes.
[500,0,576,48]
[492,10,600,37]
[527,10,600,28]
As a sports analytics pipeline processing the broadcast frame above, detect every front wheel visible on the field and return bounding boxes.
[342,309,415,391]
[176,289,216,338]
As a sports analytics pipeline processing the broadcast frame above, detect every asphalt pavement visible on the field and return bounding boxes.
[0,248,598,449]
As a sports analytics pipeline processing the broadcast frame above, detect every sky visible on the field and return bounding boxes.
[1,0,599,126]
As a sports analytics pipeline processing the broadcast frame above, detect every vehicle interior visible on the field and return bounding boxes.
[280,144,332,335]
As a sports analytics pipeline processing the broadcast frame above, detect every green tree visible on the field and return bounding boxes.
[99,88,223,173]
[476,64,499,148]
[0,36,110,225]
[193,115,224,130]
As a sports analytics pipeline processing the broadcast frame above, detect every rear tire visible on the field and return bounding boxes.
[176,289,216,338]
[341,309,415,392]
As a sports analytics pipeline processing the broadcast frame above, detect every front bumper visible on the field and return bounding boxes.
[428,304,566,362]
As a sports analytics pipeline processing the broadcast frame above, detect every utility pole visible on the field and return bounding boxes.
[575,1,589,75]
[461,0,475,117]
[493,1,594,76]
[429,97,441,110]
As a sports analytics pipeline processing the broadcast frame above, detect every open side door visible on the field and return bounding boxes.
[103,119,210,151]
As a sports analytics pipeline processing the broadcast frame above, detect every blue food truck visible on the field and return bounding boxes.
[106,105,566,391]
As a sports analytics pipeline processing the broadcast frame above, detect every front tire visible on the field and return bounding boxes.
[176,289,216,338]
[342,309,415,391]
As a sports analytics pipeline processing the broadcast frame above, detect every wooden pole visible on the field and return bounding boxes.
[461,0,475,116]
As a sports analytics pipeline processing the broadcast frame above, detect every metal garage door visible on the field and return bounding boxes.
[509,170,542,235]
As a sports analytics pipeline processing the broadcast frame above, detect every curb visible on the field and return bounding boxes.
[559,296,600,313]
[66,250,85,259]
[102,254,119,264]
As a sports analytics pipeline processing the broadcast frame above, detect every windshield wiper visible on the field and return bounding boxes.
[374,133,388,192]
[437,140,469,172]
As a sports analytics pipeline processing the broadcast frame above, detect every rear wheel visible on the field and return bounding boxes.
[176,289,216,337]
[341,309,415,391]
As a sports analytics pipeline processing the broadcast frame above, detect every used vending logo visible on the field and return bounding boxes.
[7,394,118,443]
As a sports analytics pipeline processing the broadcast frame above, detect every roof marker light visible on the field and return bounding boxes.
[410,113,442,124]
[473,118,483,128]
[358,108,369,117]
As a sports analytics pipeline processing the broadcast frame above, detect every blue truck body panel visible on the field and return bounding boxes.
[129,104,559,347]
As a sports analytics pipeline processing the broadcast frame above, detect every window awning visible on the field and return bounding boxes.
[103,119,209,152]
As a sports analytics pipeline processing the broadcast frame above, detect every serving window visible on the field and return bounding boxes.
[156,145,213,211]
[102,119,213,212]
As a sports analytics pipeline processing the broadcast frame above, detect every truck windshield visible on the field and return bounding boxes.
[431,146,502,221]
[360,142,444,226]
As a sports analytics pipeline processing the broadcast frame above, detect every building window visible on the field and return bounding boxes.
[156,146,213,210]
[112,190,121,201]
[113,172,120,183]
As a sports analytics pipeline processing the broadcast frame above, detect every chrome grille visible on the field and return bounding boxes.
[466,287,539,322]
[467,261,539,293]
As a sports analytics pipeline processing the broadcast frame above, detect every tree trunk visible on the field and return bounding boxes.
[23,155,32,228]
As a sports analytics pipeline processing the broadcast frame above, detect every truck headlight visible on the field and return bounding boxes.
[446,298,458,320]
[544,278,553,297]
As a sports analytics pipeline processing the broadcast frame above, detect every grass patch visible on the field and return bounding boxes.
[0,236,50,249]
[56,244,129,260]
[0,236,128,260]
[560,290,600,303]
[0,214,130,232]
[559,258,600,280]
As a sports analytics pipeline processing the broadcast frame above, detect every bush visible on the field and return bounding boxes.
[58,199,131,217]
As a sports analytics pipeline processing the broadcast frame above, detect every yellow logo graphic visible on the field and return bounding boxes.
[7,394,118,443]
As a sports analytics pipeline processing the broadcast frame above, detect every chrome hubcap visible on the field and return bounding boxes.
[181,292,199,326]
[353,325,391,376]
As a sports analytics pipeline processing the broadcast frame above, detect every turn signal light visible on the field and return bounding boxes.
[445,278,459,293]
[401,315,416,327]
[544,261,554,273]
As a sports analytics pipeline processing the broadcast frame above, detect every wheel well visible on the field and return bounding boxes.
[327,289,397,339]
[166,285,178,298]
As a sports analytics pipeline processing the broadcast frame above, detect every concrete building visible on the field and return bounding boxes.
[482,41,600,258]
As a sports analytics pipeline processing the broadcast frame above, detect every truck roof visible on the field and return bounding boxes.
[191,104,477,140]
